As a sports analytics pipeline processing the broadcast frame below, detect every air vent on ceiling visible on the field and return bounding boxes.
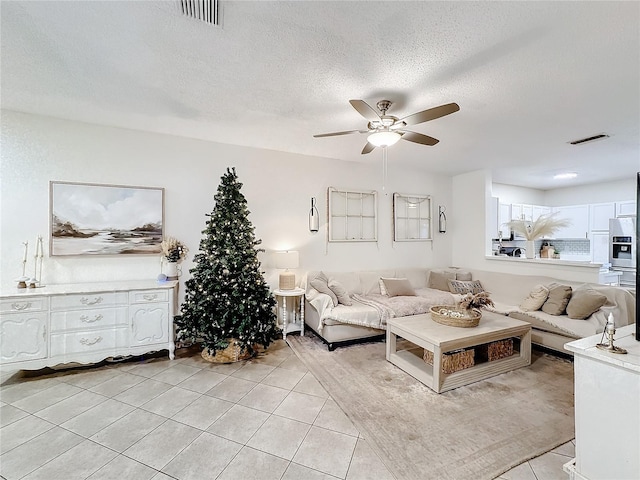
[568,133,609,145]
[179,0,220,26]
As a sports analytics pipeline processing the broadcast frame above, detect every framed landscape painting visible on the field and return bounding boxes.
[50,181,164,256]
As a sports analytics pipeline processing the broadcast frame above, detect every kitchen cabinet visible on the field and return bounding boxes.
[552,205,589,239]
[498,203,511,238]
[0,280,177,371]
[532,205,551,221]
[616,200,636,217]
[589,203,615,231]
[590,232,610,265]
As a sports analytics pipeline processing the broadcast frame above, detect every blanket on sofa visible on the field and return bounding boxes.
[352,289,455,322]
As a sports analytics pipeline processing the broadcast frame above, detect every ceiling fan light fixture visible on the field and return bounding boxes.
[368,130,401,147]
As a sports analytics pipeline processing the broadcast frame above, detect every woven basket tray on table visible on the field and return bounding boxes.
[429,305,481,328]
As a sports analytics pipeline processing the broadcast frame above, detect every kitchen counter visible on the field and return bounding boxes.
[485,255,602,269]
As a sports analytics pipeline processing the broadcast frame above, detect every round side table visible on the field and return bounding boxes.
[273,288,305,340]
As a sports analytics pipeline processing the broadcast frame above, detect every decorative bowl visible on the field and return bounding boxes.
[429,305,481,328]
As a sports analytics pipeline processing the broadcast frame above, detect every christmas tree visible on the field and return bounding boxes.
[174,167,279,358]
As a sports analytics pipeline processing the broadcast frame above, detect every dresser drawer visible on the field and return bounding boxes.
[51,292,128,311]
[129,289,169,304]
[50,306,127,332]
[50,327,128,356]
[0,297,48,314]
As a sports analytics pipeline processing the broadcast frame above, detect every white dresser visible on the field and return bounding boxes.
[564,325,640,480]
[0,280,177,371]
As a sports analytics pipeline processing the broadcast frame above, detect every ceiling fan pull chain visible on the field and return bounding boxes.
[382,146,389,194]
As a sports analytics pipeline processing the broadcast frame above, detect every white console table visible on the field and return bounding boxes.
[0,280,177,371]
[564,325,640,480]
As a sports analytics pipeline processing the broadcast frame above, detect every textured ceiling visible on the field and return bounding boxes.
[2,1,639,190]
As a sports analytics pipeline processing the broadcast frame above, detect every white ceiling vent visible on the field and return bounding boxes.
[178,0,220,26]
[568,133,610,145]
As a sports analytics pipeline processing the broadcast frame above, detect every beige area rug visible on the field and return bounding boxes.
[287,334,575,480]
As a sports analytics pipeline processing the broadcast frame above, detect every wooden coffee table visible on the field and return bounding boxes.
[386,311,531,393]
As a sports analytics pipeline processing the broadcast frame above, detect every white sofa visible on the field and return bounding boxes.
[302,268,636,354]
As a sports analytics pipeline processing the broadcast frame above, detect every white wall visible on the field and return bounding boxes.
[451,169,491,270]
[0,111,454,294]
[544,178,636,206]
[492,183,546,205]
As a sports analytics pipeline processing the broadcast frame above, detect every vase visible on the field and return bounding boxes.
[165,261,179,280]
[525,240,535,259]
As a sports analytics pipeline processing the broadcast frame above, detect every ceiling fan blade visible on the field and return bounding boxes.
[400,131,440,146]
[313,129,364,138]
[399,103,460,126]
[349,99,381,122]
[361,142,376,154]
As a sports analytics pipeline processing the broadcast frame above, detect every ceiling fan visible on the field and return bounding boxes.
[314,99,460,154]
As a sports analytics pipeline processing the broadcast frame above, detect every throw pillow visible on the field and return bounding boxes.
[541,283,573,315]
[379,278,391,296]
[455,271,472,281]
[520,284,550,311]
[447,279,484,295]
[428,270,457,291]
[328,279,353,306]
[566,287,607,319]
[309,272,339,307]
[381,278,416,297]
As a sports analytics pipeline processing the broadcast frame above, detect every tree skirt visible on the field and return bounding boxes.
[287,334,575,480]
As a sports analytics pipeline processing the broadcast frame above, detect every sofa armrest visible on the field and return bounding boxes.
[305,290,334,332]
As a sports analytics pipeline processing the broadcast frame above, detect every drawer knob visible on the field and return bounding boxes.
[143,294,158,301]
[80,296,103,306]
[80,314,104,323]
[79,336,103,346]
[11,302,32,311]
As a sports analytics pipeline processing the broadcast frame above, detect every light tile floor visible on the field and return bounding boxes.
[0,339,573,480]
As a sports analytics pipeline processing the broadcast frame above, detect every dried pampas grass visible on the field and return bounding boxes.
[506,212,571,241]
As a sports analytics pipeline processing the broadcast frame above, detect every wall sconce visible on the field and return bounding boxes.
[275,250,299,290]
[309,197,319,232]
[438,206,447,233]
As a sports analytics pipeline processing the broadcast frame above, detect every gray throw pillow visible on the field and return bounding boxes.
[428,270,457,291]
[448,279,484,295]
[328,279,353,306]
[541,283,572,315]
[381,278,416,297]
[566,287,607,319]
[309,272,338,307]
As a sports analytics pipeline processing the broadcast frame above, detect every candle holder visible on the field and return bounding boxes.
[596,324,628,354]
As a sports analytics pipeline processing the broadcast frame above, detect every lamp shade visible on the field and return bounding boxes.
[275,251,299,269]
[275,251,299,290]
[368,130,401,147]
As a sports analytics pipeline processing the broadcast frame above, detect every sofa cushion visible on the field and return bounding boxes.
[566,286,608,319]
[448,279,484,295]
[541,283,572,315]
[381,278,416,297]
[310,272,339,307]
[328,279,353,306]
[520,284,550,312]
[428,270,457,291]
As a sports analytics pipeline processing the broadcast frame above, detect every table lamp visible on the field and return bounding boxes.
[275,251,299,290]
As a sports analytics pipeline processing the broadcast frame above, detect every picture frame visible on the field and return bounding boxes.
[50,181,164,256]
[327,187,378,242]
[393,193,432,241]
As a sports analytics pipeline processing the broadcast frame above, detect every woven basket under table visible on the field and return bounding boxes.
[423,348,475,374]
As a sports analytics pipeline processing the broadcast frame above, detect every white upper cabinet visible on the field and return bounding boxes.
[616,201,636,217]
[589,203,616,231]
[552,205,590,239]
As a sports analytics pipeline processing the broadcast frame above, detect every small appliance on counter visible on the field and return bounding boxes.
[499,247,523,257]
